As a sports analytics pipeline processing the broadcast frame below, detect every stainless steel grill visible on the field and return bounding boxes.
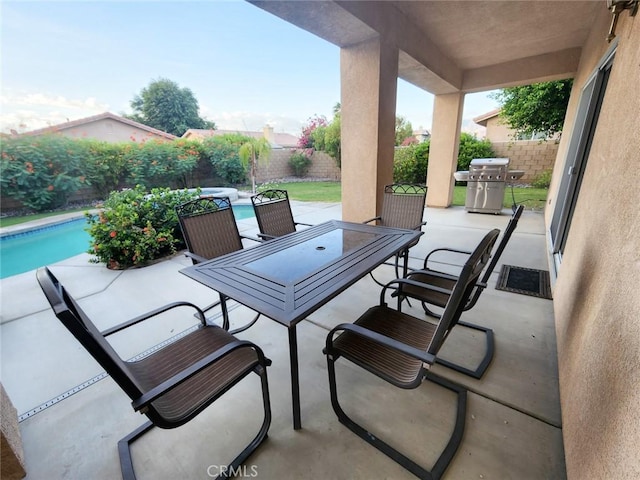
[466,158,509,214]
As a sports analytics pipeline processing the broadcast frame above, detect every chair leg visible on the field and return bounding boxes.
[118,421,154,480]
[218,365,272,479]
[327,356,467,480]
[118,367,271,480]
[421,302,443,319]
[435,321,495,379]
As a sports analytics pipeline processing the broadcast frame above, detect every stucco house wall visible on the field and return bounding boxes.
[483,114,514,142]
[546,10,640,479]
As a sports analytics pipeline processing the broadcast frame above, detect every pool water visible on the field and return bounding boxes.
[0,205,255,279]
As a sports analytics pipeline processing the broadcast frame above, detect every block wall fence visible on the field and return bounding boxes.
[490,140,558,183]
[256,149,341,183]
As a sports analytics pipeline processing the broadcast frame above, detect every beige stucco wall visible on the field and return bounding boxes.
[547,9,640,479]
[53,118,171,143]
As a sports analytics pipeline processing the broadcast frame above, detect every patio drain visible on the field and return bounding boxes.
[18,304,239,422]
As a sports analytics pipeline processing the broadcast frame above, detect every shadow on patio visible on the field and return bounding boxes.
[0,202,564,479]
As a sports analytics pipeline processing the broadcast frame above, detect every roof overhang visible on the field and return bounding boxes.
[249,0,600,94]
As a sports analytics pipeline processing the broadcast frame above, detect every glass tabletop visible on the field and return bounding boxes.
[245,228,379,283]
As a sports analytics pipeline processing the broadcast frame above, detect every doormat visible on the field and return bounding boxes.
[496,265,552,299]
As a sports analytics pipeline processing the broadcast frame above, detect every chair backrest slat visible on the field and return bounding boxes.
[176,197,243,261]
[480,204,524,284]
[427,229,500,355]
[379,184,427,230]
[37,267,143,400]
[251,189,297,237]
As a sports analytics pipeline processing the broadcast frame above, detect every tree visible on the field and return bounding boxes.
[395,116,414,146]
[126,78,216,137]
[239,137,271,193]
[302,102,415,168]
[491,79,573,139]
[457,133,494,171]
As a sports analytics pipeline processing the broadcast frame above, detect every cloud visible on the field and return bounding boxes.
[0,91,110,133]
[213,110,303,136]
[1,92,108,110]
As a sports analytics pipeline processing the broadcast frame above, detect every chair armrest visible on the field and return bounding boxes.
[240,234,264,243]
[411,220,427,231]
[326,322,436,366]
[406,269,459,283]
[102,301,206,337]
[132,338,268,412]
[362,216,381,225]
[409,270,487,291]
[184,251,208,264]
[294,221,313,227]
[381,278,453,305]
[423,247,471,269]
[257,233,277,241]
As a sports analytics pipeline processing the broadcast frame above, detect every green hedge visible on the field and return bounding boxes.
[0,134,252,212]
[1,136,88,211]
[393,134,495,184]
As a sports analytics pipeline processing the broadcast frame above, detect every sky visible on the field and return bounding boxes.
[0,1,500,137]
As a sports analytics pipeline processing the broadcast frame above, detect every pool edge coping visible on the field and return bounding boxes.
[0,211,100,238]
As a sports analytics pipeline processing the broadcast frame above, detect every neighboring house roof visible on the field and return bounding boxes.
[472,108,501,127]
[183,127,299,148]
[18,112,177,140]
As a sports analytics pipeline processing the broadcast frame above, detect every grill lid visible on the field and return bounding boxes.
[470,158,509,167]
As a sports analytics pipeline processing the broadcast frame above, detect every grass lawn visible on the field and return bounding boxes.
[1,182,548,227]
[0,208,91,228]
[262,182,548,209]
[452,185,549,210]
[258,181,342,203]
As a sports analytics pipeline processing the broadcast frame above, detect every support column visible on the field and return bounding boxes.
[340,38,398,221]
[426,92,465,207]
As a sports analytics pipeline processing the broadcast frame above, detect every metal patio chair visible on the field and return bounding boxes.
[36,267,271,480]
[395,205,524,378]
[363,183,427,285]
[250,189,312,240]
[176,196,261,333]
[324,228,499,480]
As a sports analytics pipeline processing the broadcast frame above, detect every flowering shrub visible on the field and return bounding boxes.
[83,140,129,197]
[200,134,248,185]
[0,135,88,211]
[297,115,327,149]
[127,139,200,188]
[288,149,313,177]
[86,185,198,269]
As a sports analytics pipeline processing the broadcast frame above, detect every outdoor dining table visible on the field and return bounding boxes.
[180,219,423,430]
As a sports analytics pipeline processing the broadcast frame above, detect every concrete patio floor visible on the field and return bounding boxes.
[0,201,565,479]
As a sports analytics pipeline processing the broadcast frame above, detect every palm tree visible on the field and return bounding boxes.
[239,137,271,194]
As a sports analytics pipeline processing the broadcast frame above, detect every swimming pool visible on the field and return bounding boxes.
[0,205,255,279]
